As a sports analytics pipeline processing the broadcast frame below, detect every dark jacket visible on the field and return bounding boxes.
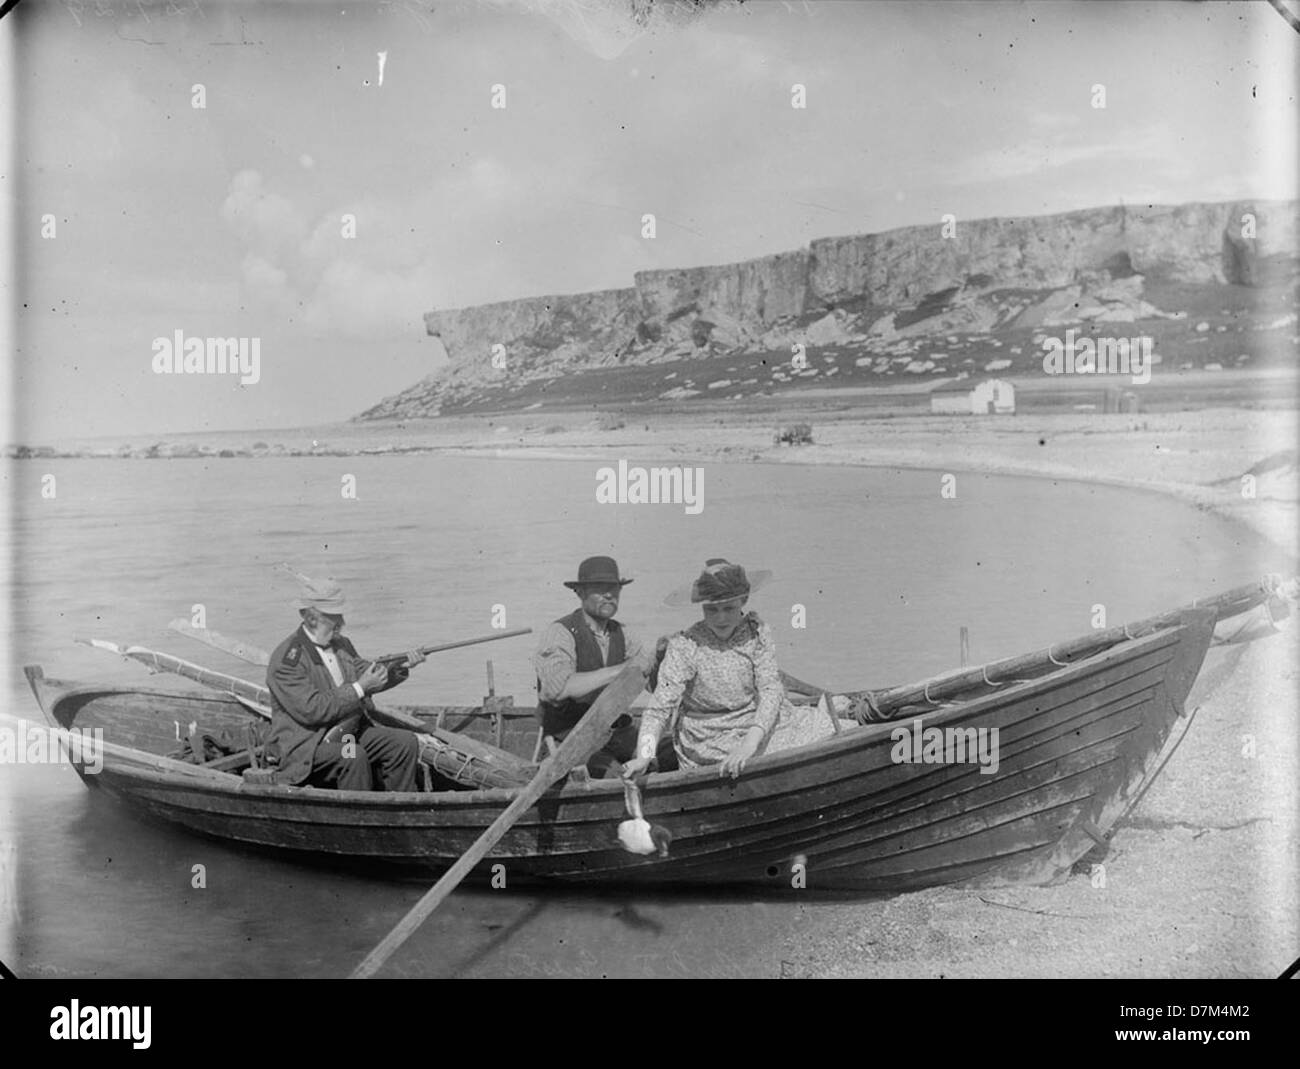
[264,627,408,786]
[537,609,626,737]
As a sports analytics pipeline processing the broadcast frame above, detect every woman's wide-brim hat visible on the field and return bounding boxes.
[563,556,634,590]
[664,558,771,607]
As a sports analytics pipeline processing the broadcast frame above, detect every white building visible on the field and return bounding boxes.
[930,378,1016,415]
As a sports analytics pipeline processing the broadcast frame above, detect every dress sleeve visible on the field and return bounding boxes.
[532,622,577,702]
[635,634,695,759]
[751,620,785,738]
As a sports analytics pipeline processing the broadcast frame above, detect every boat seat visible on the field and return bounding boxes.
[201,736,264,775]
[202,751,254,774]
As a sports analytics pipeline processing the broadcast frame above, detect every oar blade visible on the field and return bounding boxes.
[169,618,272,666]
[74,637,125,655]
[349,661,648,979]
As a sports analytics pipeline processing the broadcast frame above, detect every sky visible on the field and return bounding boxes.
[3,0,1298,441]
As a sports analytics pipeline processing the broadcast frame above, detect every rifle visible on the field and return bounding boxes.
[369,627,532,669]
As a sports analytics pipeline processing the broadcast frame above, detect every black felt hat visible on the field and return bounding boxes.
[563,556,634,590]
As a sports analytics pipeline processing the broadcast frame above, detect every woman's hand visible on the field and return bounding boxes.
[621,756,654,780]
[719,729,764,780]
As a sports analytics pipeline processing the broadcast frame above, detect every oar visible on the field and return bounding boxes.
[167,622,270,666]
[75,637,272,716]
[349,660,649,979]
[851,575,1295,718]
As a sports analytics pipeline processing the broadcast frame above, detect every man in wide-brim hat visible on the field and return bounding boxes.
[533,556,658,777]
[264,576,426,791]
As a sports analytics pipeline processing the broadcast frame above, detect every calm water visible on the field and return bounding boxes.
[0,456,1288,977]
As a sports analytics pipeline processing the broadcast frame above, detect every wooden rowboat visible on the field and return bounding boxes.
[23,578,1292,892]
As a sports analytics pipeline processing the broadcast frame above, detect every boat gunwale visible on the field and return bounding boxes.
[24,615,1198,809]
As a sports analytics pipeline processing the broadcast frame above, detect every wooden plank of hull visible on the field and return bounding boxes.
[33,678,258,755]
[500,633,1192,887]
[22,611,1216,890]
[581,614,1216,888]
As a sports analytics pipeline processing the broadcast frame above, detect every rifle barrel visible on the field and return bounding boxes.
[376,627,533,665]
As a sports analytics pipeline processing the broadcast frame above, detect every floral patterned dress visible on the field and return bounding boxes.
[637,612,838,770]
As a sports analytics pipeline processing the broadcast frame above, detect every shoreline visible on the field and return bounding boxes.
[14,405,1296,562]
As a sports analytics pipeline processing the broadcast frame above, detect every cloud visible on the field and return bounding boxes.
[221,170,309,261]
[945,118,1196,188]
[301,260,437,336]
[220,170,440,339]
[240,255,290,304]
[951,139,1119,185]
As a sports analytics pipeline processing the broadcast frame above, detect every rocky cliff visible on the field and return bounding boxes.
[358,200,1298,418]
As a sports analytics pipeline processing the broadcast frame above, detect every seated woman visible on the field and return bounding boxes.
[622,559,840,781]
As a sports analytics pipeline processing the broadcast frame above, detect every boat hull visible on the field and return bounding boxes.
[23,609,1216,892]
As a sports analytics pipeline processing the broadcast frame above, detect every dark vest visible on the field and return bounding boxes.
[538,609,626,737]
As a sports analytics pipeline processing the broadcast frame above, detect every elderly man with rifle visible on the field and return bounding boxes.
[265,577,426,791]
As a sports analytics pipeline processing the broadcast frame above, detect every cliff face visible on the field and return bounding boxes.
[358,199,1298,419]
[806,202,1295,309]
[636,248,812,326]
[424,286,643,372]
